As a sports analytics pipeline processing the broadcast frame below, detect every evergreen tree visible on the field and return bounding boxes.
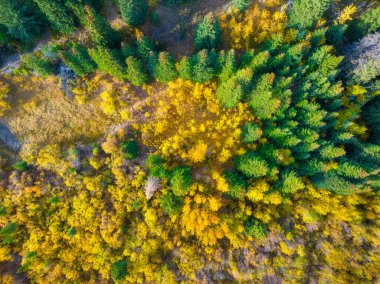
[88,46,127,79]
[149,52,178,83]
[278,171,305,194]
[21,52,55,77]
[110,259,127,281]
[160,191,183,215]
[194,15,221,50]
[33,0,77,34]
[121,139,139,159]
[248,73,279,119]
[241,123,262,144]
[217,50,237,82]
[363,96,380,145]
[118,0,147,27]
[0,0,44,43]
[170,166,192,196]
[136,35,155,62]
[215,68,252,109]
[191,49,216,83]
[244,218,267,238]
[84,5,121,48]
[224,170,247,200]
[59,43,97,76]
[288,0,331,29]
[236,152,269,178]
[125,56,148,86]
[177,56,192,81]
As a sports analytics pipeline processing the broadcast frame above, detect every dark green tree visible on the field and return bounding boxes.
[241,123,262,144]
[217,50,237,82]
[118,0,147,27]
[224,170,247,200]
[236,152,269,178]
[121,139,139,159]
[21,52,55,77]
[125,56,148,86]
[170,166,193,196]
[59,43,97,76]
[149,52,178,83]
[244,218,267,238]
[110,259,127,280]
[288,0,331,29]
[194,15,221,50]
[160,191,183,215]
[89,46,127,79]
[0,0,44,43]
[33,0,77,34]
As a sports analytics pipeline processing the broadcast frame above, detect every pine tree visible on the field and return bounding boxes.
[241,123,262,144]
[224,170,247,200]
[125,56,148,86]
[215,68,252,109]
[21,52,55,77]
[0,0,43,43]
[289,0,332,29]
[88,47,127,79]
[177,56,192,81]
[83,5,120,48]
[217,50,237,82]
[33,0,77,34]
[236,152,269,178]
[160,191,183,215]
[278,171,304,194]
[149,52,178,83]
[118,0,147,27]
[194,15,221,50]
[170,166,192,196]
[136,35,155,62]
[59,43,97,76]
[191,49,216,83]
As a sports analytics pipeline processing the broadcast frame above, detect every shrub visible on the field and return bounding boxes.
[121,140,139,159]
[110,259,127,280]
[244,218,267,238]
[160,191,183,215]
[224,170,247,200]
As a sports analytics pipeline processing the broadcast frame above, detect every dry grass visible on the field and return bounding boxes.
[3,75,120,147]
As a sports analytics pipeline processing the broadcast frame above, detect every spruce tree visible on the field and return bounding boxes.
[194,15,221,50]
[33,0,77,34]
[191,49,216,83]
[118,0,147,27]
[0,0,43,43]
[89,47,127,79]
[217,50,237,82]
[125,56,148,86]
[149,52,178,83]
[59,43,97,76]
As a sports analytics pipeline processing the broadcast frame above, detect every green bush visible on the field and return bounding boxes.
[160,191,183,215]
[170,166,193,196]
[224,170,247,200]
[244,218,267,238]
[110,259,127,280]
[121,140,139,159]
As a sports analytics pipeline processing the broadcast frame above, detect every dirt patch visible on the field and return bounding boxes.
[143,0,229,57]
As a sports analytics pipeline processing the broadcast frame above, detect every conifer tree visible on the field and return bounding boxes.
[89,47,127,79]
[125,56,148,86]
[33,0,77,34]
[59,43,97,76]
[0,0,43,43]
[191,49,216,83]
[217,50,237,82]
[194,15,221,50]
[118,0,147,27]
[289,0,332,29]
[149,52,178,83]
[236,152,269,178]
[84,5,120,48]
[177,56,192,81]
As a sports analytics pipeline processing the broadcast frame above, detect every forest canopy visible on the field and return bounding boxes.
[0,0,379,283]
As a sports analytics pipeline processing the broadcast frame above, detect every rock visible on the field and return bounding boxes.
[0,123,20,152]
[58,64,77,98]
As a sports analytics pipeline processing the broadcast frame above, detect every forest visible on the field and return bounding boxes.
[0,0,379,283]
